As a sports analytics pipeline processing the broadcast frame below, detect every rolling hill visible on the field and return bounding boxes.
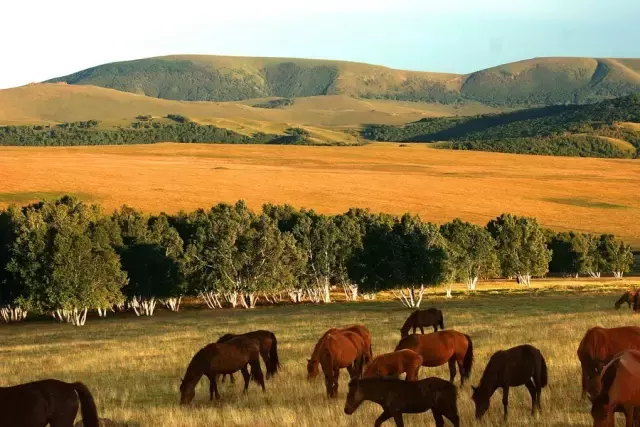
[47,55,640,107]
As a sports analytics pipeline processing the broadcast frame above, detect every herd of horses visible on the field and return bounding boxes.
[2,293,640,426]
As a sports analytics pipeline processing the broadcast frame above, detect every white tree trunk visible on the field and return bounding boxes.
[393,286,425,308]
[613,271,624,279]
[289,289,305,303]
[0,305,27,323]
[70,308,88,326]
[517,274,532,287]
[131,296,157,316]
[588,271,601,278]
[445,285,453,298]
[307,288,323,303]
[200,291,223,309]
[321,278,331,303]
[342,283,359,301]
[224,291,239,308]
[162,297,182,312]
[465,277,478,291]
[362,292,377,300]
[96,307,108,317]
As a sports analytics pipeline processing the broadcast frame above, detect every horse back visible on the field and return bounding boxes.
[343,325,372,346]
[324,332,362,368]
[0,380,79,426]
[581,327,640,363]
[396,330,458,366]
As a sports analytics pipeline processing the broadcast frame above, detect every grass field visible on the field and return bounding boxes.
[1,279,639,426]
[0,142,638,246]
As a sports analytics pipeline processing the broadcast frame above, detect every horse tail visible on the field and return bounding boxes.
[250,354,265,386]
[439,311,445,329]
[269,332,280,375]
[72,382,99,427]
[462,334,474,380]
[538,351,548,388]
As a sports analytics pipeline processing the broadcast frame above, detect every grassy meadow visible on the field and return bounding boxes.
[0,142,638,246]
[1,279,639,426]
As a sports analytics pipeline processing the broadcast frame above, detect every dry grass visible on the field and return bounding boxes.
[1,279,639,426]
[0,142,638,246]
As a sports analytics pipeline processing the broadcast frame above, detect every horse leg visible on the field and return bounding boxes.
[324,372,333,398]
[502,386,510,420]
[205,373,214,401]
[420,326,425,334]
[624,405,636,427]
[433,324,438,332]
[448,358,457,384]
[373,410,394,427]
[332,368,340,397]
[524,379,537,415]
[393,413,405,427]
[211,374,221,400]
[346,364,356,379]
[241,366,251,393]
[432,410,445,427]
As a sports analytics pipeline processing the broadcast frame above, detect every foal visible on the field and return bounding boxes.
[363,350,423,381]
[344,377,459,427]
[471,344,548,420]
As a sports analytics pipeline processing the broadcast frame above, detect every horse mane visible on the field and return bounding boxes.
[400,311,417,334]
[581,328,609,362]
[310,329,336,361]
[476,351,503,394]
[184,344,216,382]
[593,358,620,406]
[217,333,236,343]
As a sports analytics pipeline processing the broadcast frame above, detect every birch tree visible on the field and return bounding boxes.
[487,214,551,286]
[548,232,591,278]
[0,207,28,322]
[440,219,498,294]
[599,234,634,278]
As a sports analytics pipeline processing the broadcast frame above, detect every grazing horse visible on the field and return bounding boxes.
[179,336,265,404]
[0,379,99,427]
[307,325,373,380]
[400,308,445,338]
[590,350,640,427]
[363,350,423,381]
[344,377,459,427]
[217,330,280,383]
[577,326,640,397]
[310,331,368,397]
[615,291,634,310]
[471,344,548,420]
[395,330,473,385]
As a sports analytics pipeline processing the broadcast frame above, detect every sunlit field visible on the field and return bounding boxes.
[1,279,640,426]
[1,143,639,246]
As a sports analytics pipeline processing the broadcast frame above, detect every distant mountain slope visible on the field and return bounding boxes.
[47,55,640,107]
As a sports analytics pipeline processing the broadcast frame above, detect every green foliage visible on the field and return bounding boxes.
[361,94,640,158]
[487,214,552,282]
[166,114,190,123]
[548,232,592,276]
[253,98,295,109]
[599,234,635,275]
[6,197,126,317]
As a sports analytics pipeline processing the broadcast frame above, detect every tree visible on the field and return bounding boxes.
[487,214,552,286]
[440,219,498,294]
[599,234,634,278]
[548,232,591,278]
[113,207,186,315]
[0,207,27,322]
[7,197,126,326]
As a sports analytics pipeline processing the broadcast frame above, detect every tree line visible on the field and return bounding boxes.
[0,197,634,325]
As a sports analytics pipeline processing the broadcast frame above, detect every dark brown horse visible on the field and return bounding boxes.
[217,330,280,383]
[0,379,99,427]
[615,291,634,310]
[395,330,473,385]
[578,326,640,397]
[307,325,373,380]
[471,344,548,420]
[310,331,368,397]
[400,308,445,337]
[344,377,459,427]
[590,350,640,427]
[363,350,423,381]
[180,336,265,404]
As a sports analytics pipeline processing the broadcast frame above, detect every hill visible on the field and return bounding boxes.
[47,55,640,107]
[362,94,640,158]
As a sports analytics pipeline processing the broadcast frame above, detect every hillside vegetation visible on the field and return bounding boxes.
[47,55,640,107]
[363,94,640,158]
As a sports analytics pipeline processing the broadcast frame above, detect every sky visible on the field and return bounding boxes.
[1,0,639,89]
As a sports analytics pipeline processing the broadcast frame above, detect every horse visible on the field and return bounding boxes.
[363,350,423,381]
[344,377,459,427]
[590,350,640,427]
[310,331,368,397]
[400,308,445,338]
[395,330,473,385]
[0,379,99,427]
[307,325,373,380]
[471,344,548,420]
[577,326,640,397]
[614,291,634,310]
[179,336,265,404]
[217,330,280,383]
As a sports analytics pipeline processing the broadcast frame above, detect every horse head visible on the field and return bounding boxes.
[471,385,490,420]
[306,358,320,380]
[344,378,363,415]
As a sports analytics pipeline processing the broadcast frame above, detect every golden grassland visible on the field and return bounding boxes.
[1,279,640,426]
[0,142,639,245]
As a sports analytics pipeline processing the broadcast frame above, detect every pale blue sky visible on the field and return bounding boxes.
[1,0,639,89]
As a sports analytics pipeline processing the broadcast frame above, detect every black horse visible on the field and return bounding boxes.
[217,330,280,383]
[472,344,548,420]
[0,379,99,427]
[399,308,445,338]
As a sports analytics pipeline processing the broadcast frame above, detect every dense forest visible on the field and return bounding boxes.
[0,197,634,324]
[0,118,323,146]
[362,94,640,158]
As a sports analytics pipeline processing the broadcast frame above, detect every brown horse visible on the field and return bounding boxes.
[311,331,368,397]
[180,336,265,404]
[307,325,373,380]
[217,330,280,383]
[363,350,423,381]
[344,377,460,427]
[471,344,548,420]
[615,291,634,310]
[395,330,473,385]
[578,326,640,397]
[400,308,445,337]
[0,379,99,427]
[590,350,640,427]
